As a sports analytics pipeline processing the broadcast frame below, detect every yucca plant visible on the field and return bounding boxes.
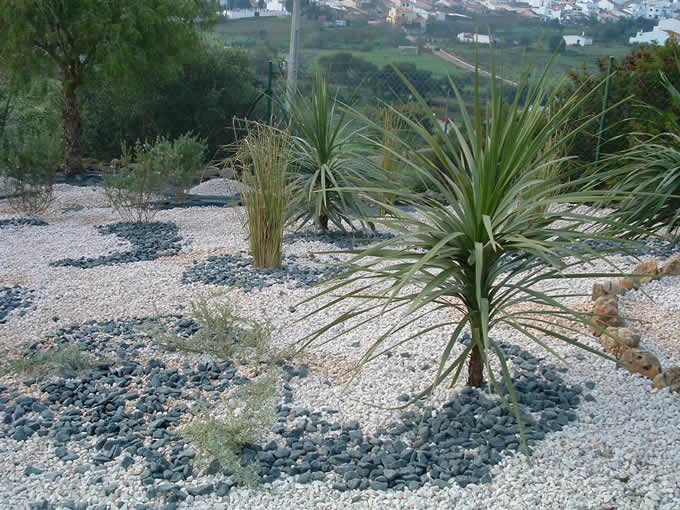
[603,69,680,238]
[297,58,651,446]
[230,122,291,268]
[288,73,372,232]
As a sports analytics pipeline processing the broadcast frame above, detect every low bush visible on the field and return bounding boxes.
[147,297,279,367]
[103,140,166,222]
[2,344,105,380]
[181,371,278,486]
[0,125,61,214]
[0,81,62,214]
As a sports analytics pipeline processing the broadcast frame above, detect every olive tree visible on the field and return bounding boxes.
[0,0,215,173]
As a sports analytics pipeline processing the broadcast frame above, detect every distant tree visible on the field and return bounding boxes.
[548,35,565,53]
[562,39,680,168]
[318,53,379,85]
[0,1,215,174]
[78,43,256,161]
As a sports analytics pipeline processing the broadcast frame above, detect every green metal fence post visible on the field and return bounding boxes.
[266,60,273,125]
[595,56,615,165]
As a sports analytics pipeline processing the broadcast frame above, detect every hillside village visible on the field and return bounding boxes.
[218,0,680,46]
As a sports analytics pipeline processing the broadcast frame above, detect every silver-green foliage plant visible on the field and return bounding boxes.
[148,297,274,366]
[165,132,207,203]
[298,60,649,448]
[2,344,104,380]
[181,371,278,486]
[103,139,166,222]
[231,122,291,268]
[0,81,62,214]
[288,74,372,232]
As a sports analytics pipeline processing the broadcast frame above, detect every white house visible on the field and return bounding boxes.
[629,16,680,43]
[563,34,594,45]
[457,33,493,44]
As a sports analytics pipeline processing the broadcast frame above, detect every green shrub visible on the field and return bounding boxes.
[231,123,291,268]
[162,132,207,203]
[103,139,167,222]
[1,123,61,215]
[0,80,62,214]
[147,297,275,366]
[181,371,278,486]
[2,344,105,380]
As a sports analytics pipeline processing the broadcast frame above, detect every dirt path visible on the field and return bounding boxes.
[433,47,519,87]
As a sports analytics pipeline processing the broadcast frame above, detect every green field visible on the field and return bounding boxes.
[445,42,632,83]
[306,48,469,78]
[213,17,635,88]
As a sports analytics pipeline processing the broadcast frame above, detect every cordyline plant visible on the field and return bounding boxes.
[603,67,680,238]
[296,58,653,448]
[288,73,373,232]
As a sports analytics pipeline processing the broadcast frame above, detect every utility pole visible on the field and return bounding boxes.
[286,0,301,105]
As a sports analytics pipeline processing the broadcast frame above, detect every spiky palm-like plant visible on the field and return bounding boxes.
[288,74,372,232]
[605,70,680,238]
[297,60,649,439]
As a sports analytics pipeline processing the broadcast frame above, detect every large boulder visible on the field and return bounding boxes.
[598,327,641,359]
[621,349,662,380]
[652,366,680,392]
[590,295,623,334]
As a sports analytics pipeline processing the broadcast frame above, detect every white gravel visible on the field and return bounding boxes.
[0,185,679,510]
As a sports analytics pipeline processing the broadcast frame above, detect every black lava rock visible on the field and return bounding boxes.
[50,222,183,269]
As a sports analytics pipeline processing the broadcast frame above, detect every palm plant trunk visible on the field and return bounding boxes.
[319,213,329,231]
[63,80,83,175]
[466,344,484,387]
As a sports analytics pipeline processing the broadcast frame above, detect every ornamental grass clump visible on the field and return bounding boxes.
[288,73,372,232]
[297,58,653,449]
[230,122,291,268]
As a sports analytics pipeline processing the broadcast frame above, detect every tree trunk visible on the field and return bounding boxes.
[466,343,484,387]
[63,81,83,175]
[319,213,329,231]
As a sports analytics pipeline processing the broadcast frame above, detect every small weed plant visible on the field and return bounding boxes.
[2,344,104,379]
[181,371,278,486]
[230,122,291,268]
[145,297,280,367]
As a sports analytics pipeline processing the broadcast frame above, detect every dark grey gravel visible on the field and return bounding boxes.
[182,252,344,292]
[50,222,183,268]
[284,230,395,250]
[0,217,48,228]
[0,285,35,324]
[1,315,585,505]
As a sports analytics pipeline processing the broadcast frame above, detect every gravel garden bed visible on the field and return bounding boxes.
[0,180,679,510]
